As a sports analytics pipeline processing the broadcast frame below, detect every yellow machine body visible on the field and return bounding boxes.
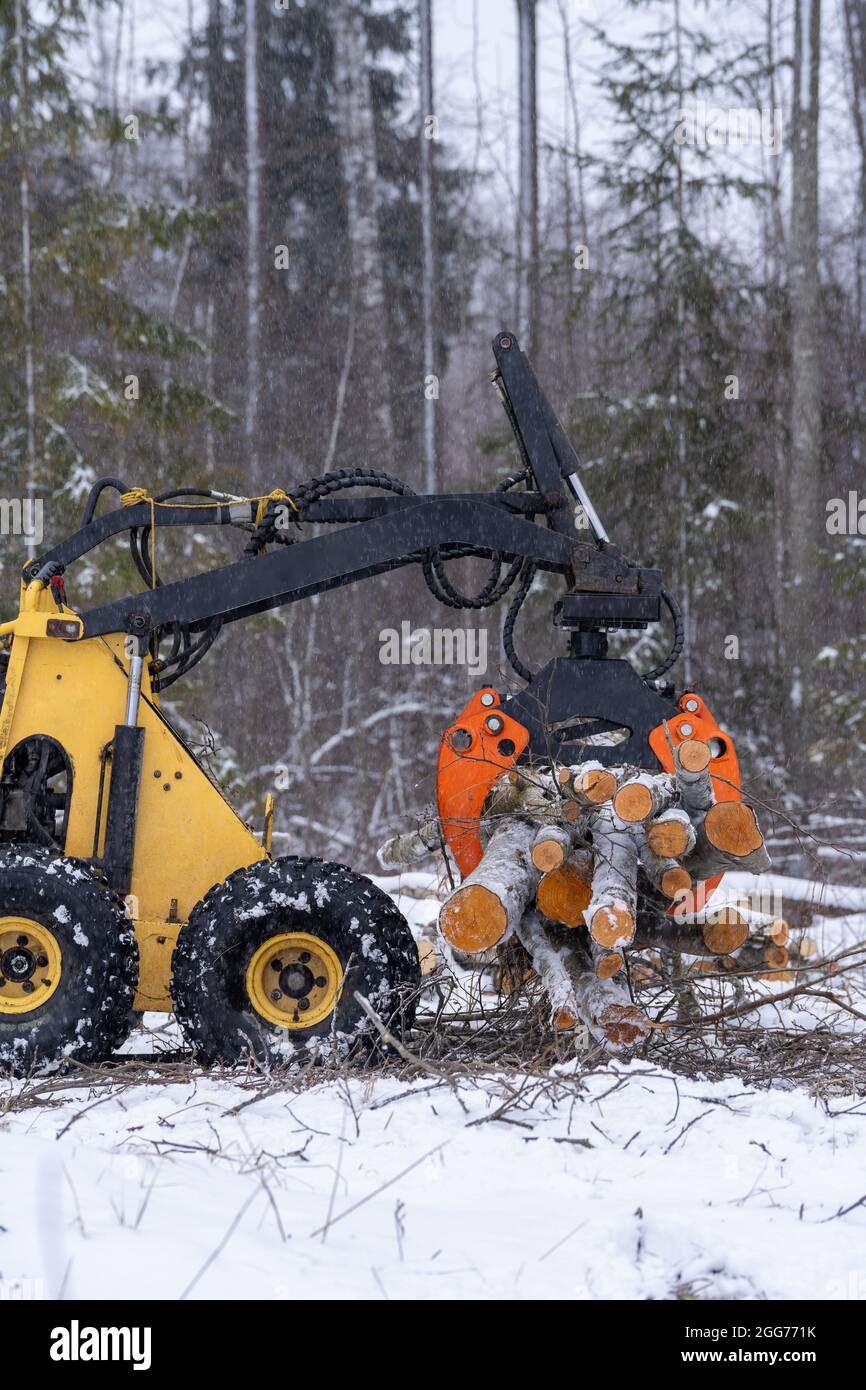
[0,582,267,1011]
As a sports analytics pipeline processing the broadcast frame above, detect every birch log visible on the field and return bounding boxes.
[701,906,750,955]
[571,762,618,807]
[645,808,696,860]
[571,962,653,1051]
[673,738,715,821]
[515,911,579,1028]
[439,816,539,955]
[377,818,441,868]
[531,822,574,872]
[613,773,675,824]
[639,842,693,901]
[535,850,593,927]
[585,806,638,949]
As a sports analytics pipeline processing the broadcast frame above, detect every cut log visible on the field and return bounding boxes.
[672,736,715,821]
[769,918,789,946]
[572,763,618,807]
[682,831,771,881]
[702,907,749,955]
[799,935,818,959]
[531,823,573,872]
[594,948,624,979]
[417,939,437,975]
[703,800,764,857]
[660,865,693,900]
[645,808,696,860]
[377,818,441,868]
[639,841,692,901]
[571,963,652,1051]
[763,943,789,970]
[514,911,580,1026]
[585,807,638,949]
[536,852,593,927]
[439,816,539,955]
[613,773,673,824]
[677,738,712,774]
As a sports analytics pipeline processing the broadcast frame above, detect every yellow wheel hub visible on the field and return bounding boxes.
[0,917,62,1015]
[245,932,343,1029]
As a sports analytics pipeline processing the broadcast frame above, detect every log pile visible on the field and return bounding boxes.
[378,736,773,1053]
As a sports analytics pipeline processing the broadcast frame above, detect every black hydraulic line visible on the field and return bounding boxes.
[503,561,537,682]
[643,586,684,683]
[81,477,130,526]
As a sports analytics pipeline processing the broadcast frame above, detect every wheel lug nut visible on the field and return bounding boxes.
[36,955,48,968]
[16,935,28,946]
[299,952,310,963]
[298,998,310,1011]
[270,989,282,1002]
[315,976,327,989]
[270,959,282,971]
[22,981,34,994]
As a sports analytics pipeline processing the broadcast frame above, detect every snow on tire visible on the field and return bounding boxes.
[171,856,421,1066]
[0,845,138,1077]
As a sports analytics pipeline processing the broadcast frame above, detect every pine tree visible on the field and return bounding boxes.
[0,0,222,583]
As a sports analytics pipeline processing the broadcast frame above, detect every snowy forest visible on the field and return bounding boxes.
[2,0,866,1314]
[1,0,862,871]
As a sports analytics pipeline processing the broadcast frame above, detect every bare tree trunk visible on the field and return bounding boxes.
[785,0,822,759]
[673,0,692,686]
[244,0,261,477]
[558,0,587,376]
[843,1,866,329]
[14,0,36,559]
[331,0,394,455]
[765,0,789,676]
[515,0,539,357]
[419,0,438,491]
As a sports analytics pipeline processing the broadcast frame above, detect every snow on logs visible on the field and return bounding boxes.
[380,735,771,1052]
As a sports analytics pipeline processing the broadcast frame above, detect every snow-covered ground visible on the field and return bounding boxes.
[2,867,865,1302]
[3,1056,866,1301]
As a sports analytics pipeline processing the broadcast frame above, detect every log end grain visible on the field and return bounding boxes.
[646,817,691,858]
[595,950,624,979]
[439,884,508,953]
[769,918,789,946]
[660,866,692,900]
[531,835,568,873]
[597,1003,651,1048]
[763,943,790,970]
[588,900,635,949]
[613,781,653,823]
[704,800,764,857]
[417,939,437,976]
[578,767,617,804]
[536,861,592,927]
[702,907,749,955]
[677,738,712,773]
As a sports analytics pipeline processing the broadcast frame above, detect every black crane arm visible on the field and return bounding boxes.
[18,331,687,769]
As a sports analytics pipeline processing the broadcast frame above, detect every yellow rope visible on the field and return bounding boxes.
[119,487,300,586]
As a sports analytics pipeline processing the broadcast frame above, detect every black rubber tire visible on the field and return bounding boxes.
[0,845,138,1077]
[171,856,421,1066]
